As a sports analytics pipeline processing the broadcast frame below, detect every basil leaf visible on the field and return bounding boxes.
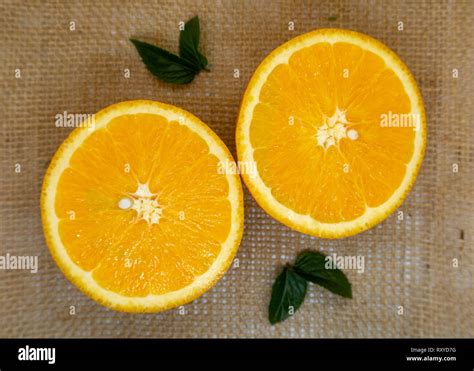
[294,251,352,298]
[269,266,307,325]
[130,39,197,84]
[179,16,208,70]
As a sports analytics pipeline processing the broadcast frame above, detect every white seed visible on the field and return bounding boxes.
[347,129,359,140]
[118,197,133,210]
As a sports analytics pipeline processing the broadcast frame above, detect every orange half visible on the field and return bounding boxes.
[41,100,244,312]
[236,29,426,238]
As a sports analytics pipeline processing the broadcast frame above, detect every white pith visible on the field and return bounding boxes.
[316,108,349,149]
[128,183,163,225]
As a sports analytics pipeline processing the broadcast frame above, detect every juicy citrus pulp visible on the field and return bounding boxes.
[41,100,244,312]
[236,29,426,238]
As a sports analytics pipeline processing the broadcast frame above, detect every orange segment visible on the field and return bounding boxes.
[42,100,244,312]
[237,29,426,238]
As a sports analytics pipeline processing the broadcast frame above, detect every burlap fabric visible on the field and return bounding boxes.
[0,0,472,338]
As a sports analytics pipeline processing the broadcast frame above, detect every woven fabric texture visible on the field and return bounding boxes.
[0,0,473,338]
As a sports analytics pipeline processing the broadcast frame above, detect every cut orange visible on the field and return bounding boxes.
[41,100,244,312]
[236,29,426,238]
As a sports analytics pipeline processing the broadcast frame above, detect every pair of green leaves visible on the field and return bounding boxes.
[269,251,352,325]
[130,16,208,84]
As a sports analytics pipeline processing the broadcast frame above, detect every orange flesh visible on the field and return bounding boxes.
[55,114,231,297]
[250,42,415,223]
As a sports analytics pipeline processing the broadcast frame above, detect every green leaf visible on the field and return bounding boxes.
[294,251,352,298]
[268,266,307,325]
[328,15,338,21]
[179,16,208,70]
[130,39,198,84]
[130,16,209,84]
